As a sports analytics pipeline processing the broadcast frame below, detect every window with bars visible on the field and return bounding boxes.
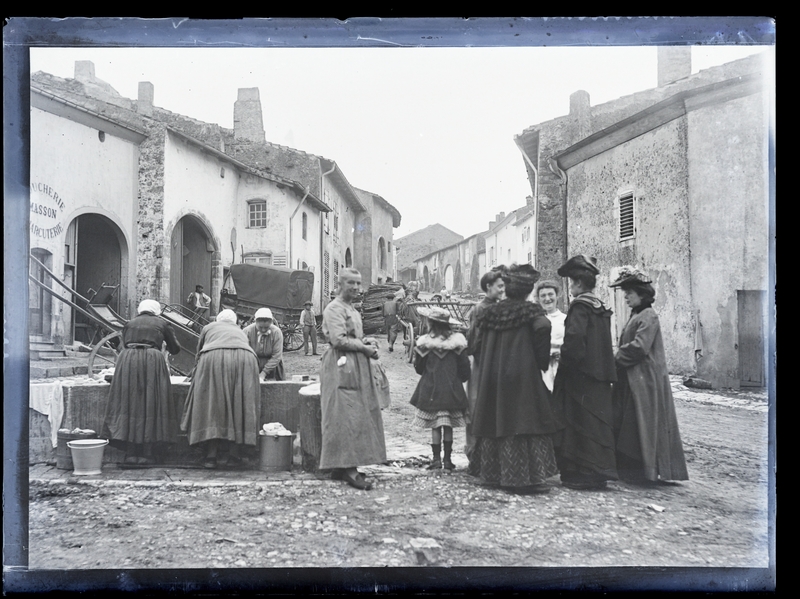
[333,259,339,280]
[302,212,307,240]
[618,192,636,241]
[248,200,267,228]
[243,252,272,265]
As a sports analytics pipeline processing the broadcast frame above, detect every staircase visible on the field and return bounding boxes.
[30,340,67,360]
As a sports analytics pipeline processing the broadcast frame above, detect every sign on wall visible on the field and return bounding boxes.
[30,182,66,240]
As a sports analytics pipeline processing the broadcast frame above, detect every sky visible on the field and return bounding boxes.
[30,43,771,239]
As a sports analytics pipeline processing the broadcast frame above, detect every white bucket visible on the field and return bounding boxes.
[67,439,109,475]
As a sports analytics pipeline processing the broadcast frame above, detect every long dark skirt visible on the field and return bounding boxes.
[468,435,559,488]
[181,348,260,446]
[103,347,176,449]
[553,369,618,483]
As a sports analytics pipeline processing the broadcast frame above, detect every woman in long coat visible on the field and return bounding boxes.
[181,309,260,468]
[610,267,689,484]
[552,255,619,490]
[319,268,386,490]
[469,263,561,494]
[104,299,181,466]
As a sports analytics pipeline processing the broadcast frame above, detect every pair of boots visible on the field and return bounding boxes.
[428,442,455,470]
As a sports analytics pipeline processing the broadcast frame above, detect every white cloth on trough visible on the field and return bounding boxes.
[29,381,64,448]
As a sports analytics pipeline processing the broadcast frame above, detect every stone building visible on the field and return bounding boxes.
[514,49,771,388]
[29,61,400,352]
[414,233,486,294]
[394,224,463,285]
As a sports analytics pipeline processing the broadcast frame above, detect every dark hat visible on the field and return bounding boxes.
[500,263,541,299]
[557,255,600,277]
[304,300,313,306]
[609,266,652,288]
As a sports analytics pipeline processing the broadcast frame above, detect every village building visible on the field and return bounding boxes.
[29,61,400,354]
[514,49,770,388]
[482,200,536,272]
[393,224,463,285]
[413,233,486,294]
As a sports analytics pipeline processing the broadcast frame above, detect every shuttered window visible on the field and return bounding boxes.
[618,193,635,241]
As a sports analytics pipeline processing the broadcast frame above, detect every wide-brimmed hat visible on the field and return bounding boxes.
[609,266,652,288]
[557,255,600,277]
[417,306,460,326]
[137,299,161,316]
[255,307,274,320]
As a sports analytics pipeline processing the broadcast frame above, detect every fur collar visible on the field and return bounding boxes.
[476,299,545,331]
[415,332,467,357]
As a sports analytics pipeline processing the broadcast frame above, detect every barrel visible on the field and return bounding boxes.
[56,429,97,470]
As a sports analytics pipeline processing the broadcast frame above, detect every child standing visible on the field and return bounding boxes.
[410,306,471,470]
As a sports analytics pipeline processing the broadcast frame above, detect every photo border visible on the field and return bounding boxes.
[4,16,776,593]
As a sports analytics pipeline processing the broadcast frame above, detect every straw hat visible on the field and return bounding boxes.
[417,306,460,326]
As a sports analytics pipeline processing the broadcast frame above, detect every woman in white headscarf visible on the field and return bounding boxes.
[103,299,181,467]
[180,309,261,469]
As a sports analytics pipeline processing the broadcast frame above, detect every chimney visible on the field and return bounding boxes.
[234,87,266,143]
[137,82,154,116]
[657,46,692,87]
[570,90,592,138]
[496,212,506,222]
[74,60,95,83]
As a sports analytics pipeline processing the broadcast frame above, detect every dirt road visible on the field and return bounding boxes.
[27,339,772,578]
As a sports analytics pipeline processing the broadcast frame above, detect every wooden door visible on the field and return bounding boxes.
[738,290,767,387]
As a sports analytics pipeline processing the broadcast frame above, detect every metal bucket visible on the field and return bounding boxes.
[56,430,97,470]
[67,439,108,475]
[259,434,294,472]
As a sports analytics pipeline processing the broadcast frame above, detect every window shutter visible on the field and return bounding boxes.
[619,193,635,240]
[272,253,287,268]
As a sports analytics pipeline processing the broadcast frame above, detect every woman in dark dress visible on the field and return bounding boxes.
[469,263,561,494]
[610,267,689,484]
[552,255,619,490]
[181,309,261,469]
[103,299,181,466]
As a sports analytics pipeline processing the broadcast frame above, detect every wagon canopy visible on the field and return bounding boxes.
[225,263,314,310]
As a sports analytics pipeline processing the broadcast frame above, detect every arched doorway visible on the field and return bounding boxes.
[171,215,216,312]
[444,264,454,291]
[470,257,480,291]
[378,237,387,270]
[345,247,352,268]
[453,261,462,292]
[69,213,126,344]
[423,265,430,291]
[29,248,53,340]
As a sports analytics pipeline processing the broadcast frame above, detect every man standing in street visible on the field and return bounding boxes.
[186,284,211,320]
[300,300,319,356]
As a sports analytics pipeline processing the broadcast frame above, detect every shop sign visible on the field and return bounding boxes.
[30,182,66,240]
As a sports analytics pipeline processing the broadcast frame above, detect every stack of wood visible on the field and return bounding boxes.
[360,283,404,334]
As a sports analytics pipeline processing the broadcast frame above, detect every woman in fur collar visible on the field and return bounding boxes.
[469,263,561,494]
[410,307,471,470]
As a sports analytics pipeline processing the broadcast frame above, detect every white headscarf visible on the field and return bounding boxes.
[137,299,162,316]
[216,309,238,324]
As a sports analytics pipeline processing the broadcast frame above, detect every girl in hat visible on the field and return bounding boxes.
[610,267,689,484]
[552,255,619,490]
[470,263,561,494]
[410,306,471,470]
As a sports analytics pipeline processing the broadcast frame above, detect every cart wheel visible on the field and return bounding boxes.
[405,322,416,363]
[282,322,305,352]
[87,331,122,378]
